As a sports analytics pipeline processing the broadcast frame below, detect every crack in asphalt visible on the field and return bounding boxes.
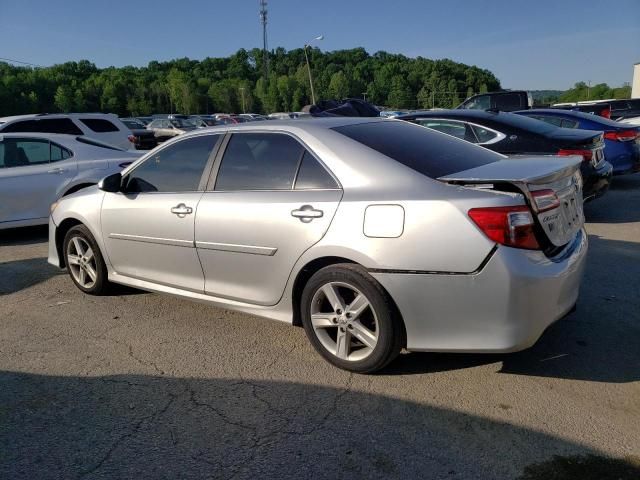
[78,393,178,479]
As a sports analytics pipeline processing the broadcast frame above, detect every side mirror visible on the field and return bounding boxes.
[98,172,122,192]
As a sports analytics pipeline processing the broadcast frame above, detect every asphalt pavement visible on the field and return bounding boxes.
[1,175,639,479]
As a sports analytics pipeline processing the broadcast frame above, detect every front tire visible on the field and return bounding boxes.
[300,264,403,373]
[63,225,111,295]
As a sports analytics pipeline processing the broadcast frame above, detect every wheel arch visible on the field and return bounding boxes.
[55,218,84,268]
[62,182,96,197]
[290,256,407,347]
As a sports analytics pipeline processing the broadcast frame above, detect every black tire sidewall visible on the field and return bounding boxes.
[301,264,401,373]
[63,225,109,295]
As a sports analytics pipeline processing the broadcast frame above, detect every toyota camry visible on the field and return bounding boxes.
[48,118,587,372]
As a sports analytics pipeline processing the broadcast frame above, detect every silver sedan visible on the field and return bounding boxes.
[48,118,587,372]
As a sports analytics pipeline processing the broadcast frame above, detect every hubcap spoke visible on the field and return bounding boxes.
[67,254,81,266]
[347,294,369,321]
[350,320,377,349]
[311,313,335,329]
[335,329,350,359]
[78,267,86,285]
[72,237,84,256]
[322,284,346,313]
[84,247,94,262]
[84,263,97,282]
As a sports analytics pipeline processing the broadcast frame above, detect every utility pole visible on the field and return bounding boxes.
[239,87,246,113]
[259,0,268,82]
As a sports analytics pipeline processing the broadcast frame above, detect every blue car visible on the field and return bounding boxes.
[516,109,640,175]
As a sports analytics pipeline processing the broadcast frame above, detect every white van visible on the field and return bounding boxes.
[0,113,133,150]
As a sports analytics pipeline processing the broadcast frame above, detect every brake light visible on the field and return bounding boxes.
[468,206,540,250]
[603,130,639,142]
[531,189,560,212]
[127,135,136,143]
[558,148,593,162]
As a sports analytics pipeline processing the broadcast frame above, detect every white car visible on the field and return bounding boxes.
[0,113,133,150]
[0,133,140,230]
[619,116,640,126]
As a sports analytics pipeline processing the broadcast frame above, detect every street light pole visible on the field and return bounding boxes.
[304,35,323,105]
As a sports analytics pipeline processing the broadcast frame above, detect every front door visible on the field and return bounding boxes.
[195,132,342,305]
[101,133,221,292]
[0,137,76,226]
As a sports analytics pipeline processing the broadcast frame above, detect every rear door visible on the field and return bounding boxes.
[195,132,342,305]
[101,134,221,291]
[0,137,76,225]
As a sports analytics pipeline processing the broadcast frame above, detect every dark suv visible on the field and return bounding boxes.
[457,90,532,112]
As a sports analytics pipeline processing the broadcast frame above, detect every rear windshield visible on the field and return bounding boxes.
[333,120,500,178]
[493,112,556,134]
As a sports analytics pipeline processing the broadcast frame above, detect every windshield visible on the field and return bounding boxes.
[333,120,500,178]
[170,118,196,128]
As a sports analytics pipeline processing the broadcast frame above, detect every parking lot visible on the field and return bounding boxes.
[0,175,638,479]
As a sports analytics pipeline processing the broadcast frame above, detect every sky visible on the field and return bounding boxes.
[1,0,639,90]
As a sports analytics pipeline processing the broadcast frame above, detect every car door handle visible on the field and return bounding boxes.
[47,167,66,174]
[170,203,193,217]
[291,205,323,223]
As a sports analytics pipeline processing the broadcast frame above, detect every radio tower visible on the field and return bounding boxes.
[259,0,269,81]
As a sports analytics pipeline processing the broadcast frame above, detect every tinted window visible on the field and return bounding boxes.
[530,115,563,127]
[415,119,469,141]
[215,133,304,191]
[50,142,72,161]
[121,119,144,129]
[494,93,523,111]
[294,152,338,189]
[0,139,50,168]
[560,119,579,129]
[124,135,219,193]
[79,118,119,132]
[2,118,83,135]
[333,121,499,178]
[471,125,499,143]
[495,112,556,134]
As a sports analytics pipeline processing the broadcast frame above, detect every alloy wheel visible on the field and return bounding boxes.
[310,281,379,361]
[66,236,98,289]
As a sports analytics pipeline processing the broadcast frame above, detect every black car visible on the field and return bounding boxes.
[457,90,532,112]
[397,109,612,201]
[120,118,158,150]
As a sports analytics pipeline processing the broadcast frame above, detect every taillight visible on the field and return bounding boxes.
[599,107,611,119]
[531,189,560,212]
[558,148,593,162]
[468,206,540,250]
[603,130,640,142]
[127,135,136,143]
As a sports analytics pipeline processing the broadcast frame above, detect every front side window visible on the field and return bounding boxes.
[124,134,220,193]
[215,133,304,191]
[494,93,523,111]
[79,118,120,132]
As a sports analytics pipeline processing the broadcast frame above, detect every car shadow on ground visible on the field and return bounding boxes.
[0,257,64,295]
[0,371,637,480]
[381,235,640,383]
[0,225,48,246]
[584,173,640,223]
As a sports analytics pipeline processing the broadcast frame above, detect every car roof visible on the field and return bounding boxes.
[177,116,389,138]
[0,113,118,122]
[518,108,627,127]
[397,109,511,120]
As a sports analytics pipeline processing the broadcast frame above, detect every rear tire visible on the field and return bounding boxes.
[300,263,403,373]
[63,225,111,295]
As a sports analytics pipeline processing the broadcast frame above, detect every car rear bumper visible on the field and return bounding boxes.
[583,161,612,201]
[371,228,588,353]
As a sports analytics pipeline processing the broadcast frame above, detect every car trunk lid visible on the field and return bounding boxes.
[439,157,584,250]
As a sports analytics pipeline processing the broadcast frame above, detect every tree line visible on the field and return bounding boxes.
[0,47,502,116]
[557,82,632,103]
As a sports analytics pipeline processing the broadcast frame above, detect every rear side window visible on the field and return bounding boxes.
[294,152,338,189]
[215,133,304,191]
[51,142,72,161]
[80,118,119,132]
[414,119,472,141]
[0,139,57,167]
[471,125,499,143]
[560,119,579,129]
[3,118,84,135]
[530,115,563,127]
[333,121,499,178]
[494,93,523,111]
[124,134,220,193]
